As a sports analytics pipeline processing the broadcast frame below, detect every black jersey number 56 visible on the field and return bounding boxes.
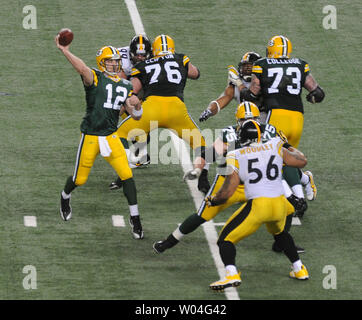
[248,155,279,184]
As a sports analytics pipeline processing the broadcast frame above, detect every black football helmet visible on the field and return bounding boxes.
[238,51,261,81]
[237,119,261,146]
[129,34,152,63]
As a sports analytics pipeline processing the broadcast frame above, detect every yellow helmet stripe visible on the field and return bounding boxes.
[139,35,144,51]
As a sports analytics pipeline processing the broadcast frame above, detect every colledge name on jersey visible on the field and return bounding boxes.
[144,54,175,64]
[266,58,301,65]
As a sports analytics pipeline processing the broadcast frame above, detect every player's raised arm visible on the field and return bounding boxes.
[55,34,93,86]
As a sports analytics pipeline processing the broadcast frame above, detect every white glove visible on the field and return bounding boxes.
[183,168,201,181]
[227,65,242,87]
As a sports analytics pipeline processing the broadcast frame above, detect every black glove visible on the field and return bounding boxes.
[205,196,217,207]
[306,86,325,103]
[199,109,213,122]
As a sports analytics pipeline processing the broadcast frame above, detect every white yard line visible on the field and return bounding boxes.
[124,0,240,300]
[169,133,240,300]
[124,0,146,35]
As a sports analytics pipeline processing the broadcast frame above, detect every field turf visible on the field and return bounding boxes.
[0,0,361,302]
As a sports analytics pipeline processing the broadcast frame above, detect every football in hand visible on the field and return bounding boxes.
[58,28,74,46]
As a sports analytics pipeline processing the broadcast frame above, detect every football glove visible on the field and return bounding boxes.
[306,86,325,103]
[205,195,217,207]
[199,109,213,122]
[183,168,201,181]
[227,65,242,87]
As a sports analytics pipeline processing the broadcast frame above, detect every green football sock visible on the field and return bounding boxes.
[179,213,206,234]
[64,176,77,194]
[120,138,129,149]
[122,178,137,205]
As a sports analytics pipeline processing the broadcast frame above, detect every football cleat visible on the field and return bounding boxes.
[153,240,168,254]
[109,178,123,190]
[293,198,308,218]
[304,171,317,201]
[129,215,144,240]
[210,272,241,292]
[289,265,309,280]
[60,194,72,221]
[134,154,151,168]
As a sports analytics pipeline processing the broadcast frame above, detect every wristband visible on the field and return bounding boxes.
[211,100,221,113]
[132,107,143,117]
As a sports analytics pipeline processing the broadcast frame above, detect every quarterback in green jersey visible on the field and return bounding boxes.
[55,35,145,240]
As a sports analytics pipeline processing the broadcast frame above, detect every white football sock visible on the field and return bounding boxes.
[129,204,139,216]
[62,191,71,199]
[292,259,303,272]
[172,227,185,241]
[300,172,310,186]
[282,179,293,198]
[226,265,238,276]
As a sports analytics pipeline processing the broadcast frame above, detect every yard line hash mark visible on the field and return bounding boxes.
[112,215,125,227]
[24,216,37,227]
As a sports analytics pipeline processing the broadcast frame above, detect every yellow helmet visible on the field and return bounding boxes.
[266,35,292,58]
[235,101,260,126]
[152,34,175,57]
[96,46,121,76]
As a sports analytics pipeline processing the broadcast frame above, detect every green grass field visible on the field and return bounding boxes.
[0,0,361,302]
